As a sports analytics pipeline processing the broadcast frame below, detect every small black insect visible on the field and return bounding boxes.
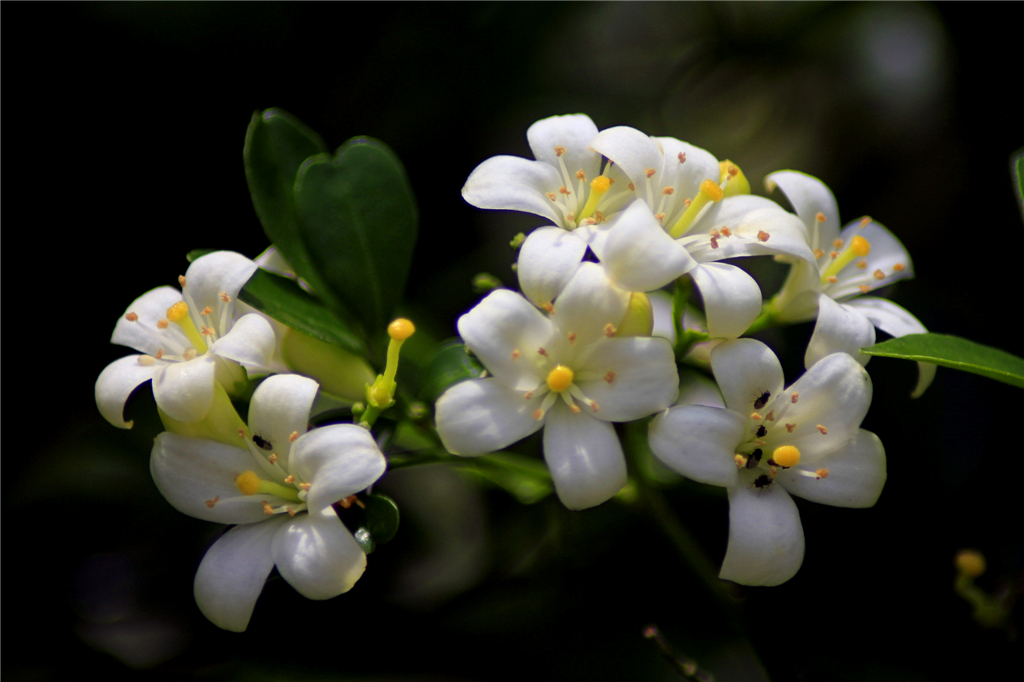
[752,474,773,493]
[252,434,273,451]
[746,448,763,470]
[755,424,768,438]
[753,390,771,410]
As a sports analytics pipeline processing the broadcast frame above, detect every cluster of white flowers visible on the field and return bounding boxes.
[95,251,387,631]
[440,113,930,585]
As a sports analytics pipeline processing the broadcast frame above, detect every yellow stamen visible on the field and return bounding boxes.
[235,470,302,502]
[669,179,724,238]
[166,301,208,353]
[954,549,986,578]
[822,235,873,283]
[546,365,574,393]
[734,454,748,469]
[577,175,611,221]
[772,445,801,468]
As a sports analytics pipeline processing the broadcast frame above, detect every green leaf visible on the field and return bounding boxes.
[186,248,218,263]
[461,453,553,504]
[419,338,485,403]
[294,137,418,332]
[362,493,400,544]
[238,267,366,356]
[243,109,335,304]
[1012,148,1024,224]
[862,333,1024,389]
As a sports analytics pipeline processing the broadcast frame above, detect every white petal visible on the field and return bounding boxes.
[150,432,291,524]
[690,263,762,339]
[111,286,190,356]
[654,137,720,222]
[461,155,563,225]
[648,405,745,487]
[291,424,386,513]
[211,313,276,369]
[542,403,627,510]
[458,289,553,391]
[550,262,631,348]
[829,220,914,300]
[805,296,876,369]
[674,368,725,408]
[845,296,935,397]
[588,126,664,200]
[95,355,160,428]
[574,337,678,421]
[649,289,676,345]
[272,507,367,600]
[248,373,319,470]
[779,429,886,508]
[764,171,840,251]
[710,339,785,414]
[517,226,588,307]
[527,114,601,185]
[194,517,286,632]
[681,196,814,264]
[184,251,258,313]
[720,479,805,586]
[600,201,696,292]
[435,378,545,455]
[152,355,217,423]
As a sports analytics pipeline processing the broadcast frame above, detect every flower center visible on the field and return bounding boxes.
[219,429,311,517]
[546,365,575,393]
[125,284,239,365]
[732,393,828,483]
[545,146,632,229]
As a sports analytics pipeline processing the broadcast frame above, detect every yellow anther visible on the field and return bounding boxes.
[546,192,556,201]
[750,412,763,420]
[166,301,189,322]
[155,349,163,359]
[578,176,611,221]
[851,235,871,256]
[546,365,575,393]
[554,145,567,157]
[157,319,169,329]
[785,423,796,432]
[823,235,874,283]
[893,262,906,272]
[874,269,886,280]
[860,216,871,228]
[645,168,656,179]
[603,323,617,337]
[816,424,828,435]
[772,445,801,468]
[662,187,675,195]
[284,475,295,484]
[826,276,838,284]
[628,182,635,191]
[856,260,868,269]
[720,226,731,237]
[816,212,826,223]
[815,469,829,479]
[125,312,138,322]
[576,169,586,180]
[205,496,219,508]
[814,249,825,259]
[955,549,986,578]
[859,285,871,293]
[791,392,800,403]
[569,404,581,414]
[757,231,770,242]
[268,453,278,464]
[219,292,231,302]
[604,371,616,383]
[833,239,844,249]
[299,482,311,491]
[765,410,775,421]
[568,332,576,345]
[178,275,187,287]
[734,454,748,469]
[388,318,416,341]
[718,160,750,197]
[669,179,725,238]
[511,349,521,360]
[201,306,213,316]
[533,408,544,420]
[559,186,570,195]
[235,470,262,496]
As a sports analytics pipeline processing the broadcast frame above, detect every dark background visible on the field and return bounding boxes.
[5,3,1022,681]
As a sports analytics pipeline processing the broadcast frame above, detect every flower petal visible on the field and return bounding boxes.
[527,114,601,186]
[248,373,319,470]
[588,126,664,196]
[152,354,217,423]
[272,507,367,600]
[600,201,696,292]
[150,433,290,524]
[517,226,588,308]
[655,137,720,220]
[111,286,190,356]
[435,378,545,455]
[779,429,886,508]
[183,251,258,313]
[805,296,876,369]
[720,478,805,586]
[461,155,563,225]
[674,368,725,408]
[648,405,745,488]
[458,289,554,391]
[829,220,914,300]
[844,296,935,398]
[542,403,627,510]
[194,516,287,632]
[710,339,784,414]
[764,171,840,251]
[211,313,276,370]
[690,263,762,339]
[95,355,160,428]
[550,262,631,349]
[291,424,386,513]
[680,196,814,264]
[574,337,678,421]
[649,289,676,345]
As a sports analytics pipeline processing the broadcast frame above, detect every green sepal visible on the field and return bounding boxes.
[460,453,553,504]
[419,338,486,404]
[862,333,1024,389]
[238,267,366,356]
[293,136,418,333]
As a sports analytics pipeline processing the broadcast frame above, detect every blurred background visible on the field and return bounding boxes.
[6,3,1022,680]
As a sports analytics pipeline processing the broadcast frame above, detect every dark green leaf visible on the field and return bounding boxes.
[186,248,218,263]
[239,268,366,356]
[294,137,418,332]
[862,333,1024,389]
[362,493,400,544]
[461,453,553,504]
[419,338,485,403]
[1013,148,1024,224]
[243,109,335,304]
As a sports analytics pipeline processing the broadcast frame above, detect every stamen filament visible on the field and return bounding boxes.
[669,179,724,238]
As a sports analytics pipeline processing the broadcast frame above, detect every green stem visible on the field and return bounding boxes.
[743,301,779,335]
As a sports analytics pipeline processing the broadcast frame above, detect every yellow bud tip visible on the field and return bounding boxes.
[772,445,801,468]
[388,318,416,340]
[166,301,189,322]
[235,470,262,496]
[590,175,611,195]
[700,179,724,202]
[851,235,871,256]
[955,549,986,578]
[546,365,575,393]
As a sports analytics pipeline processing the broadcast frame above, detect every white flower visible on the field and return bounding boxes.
[435,263,679,510]
[648,339,886,586]
[765,171,934,396]
[150,374,386,631]
[585,126,816,338]
[96,251,277,427]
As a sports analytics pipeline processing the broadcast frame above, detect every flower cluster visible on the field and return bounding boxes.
[443,113,929,585]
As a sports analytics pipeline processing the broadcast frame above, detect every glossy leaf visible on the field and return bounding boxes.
[862,333,1024,389]
[239,267,366,356]
[243,109,334,304]
[419,338,486,403]
[294,137,418,332]
[462,453,553,504]
[1013,148,1024,223]
[362,493,400,544]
